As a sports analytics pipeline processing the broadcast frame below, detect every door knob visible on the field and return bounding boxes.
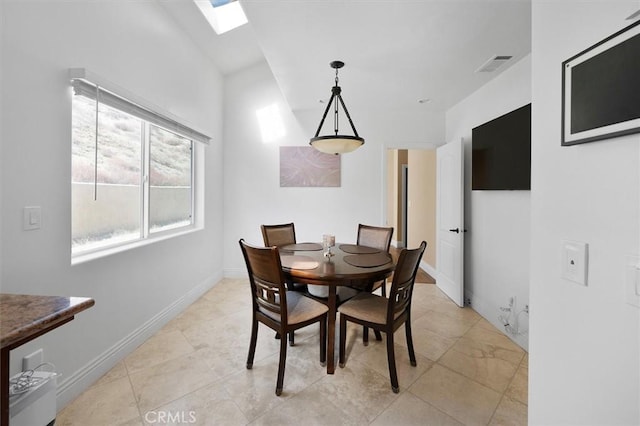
[449,228,460,233]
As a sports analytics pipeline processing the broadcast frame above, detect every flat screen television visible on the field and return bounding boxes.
[472,103,531,190]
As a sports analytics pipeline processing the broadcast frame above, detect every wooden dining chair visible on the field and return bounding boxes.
[261,222,307,345]
[239,239,328,396]
[354,224,395,343]
[261,222,305,292]
[261,222,296,248]
[338,241,426,393]
[357,224,394,297]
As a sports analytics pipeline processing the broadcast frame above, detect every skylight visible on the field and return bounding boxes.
[194,0,248,35]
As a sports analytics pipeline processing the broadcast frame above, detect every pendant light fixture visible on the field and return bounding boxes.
[310,61,364,155]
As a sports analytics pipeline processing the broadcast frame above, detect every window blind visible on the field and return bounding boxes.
[71,75,211,145]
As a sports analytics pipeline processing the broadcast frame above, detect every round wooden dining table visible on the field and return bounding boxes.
[280,242,395,374]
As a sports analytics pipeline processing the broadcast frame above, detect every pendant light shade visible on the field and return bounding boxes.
[310,61,364,155]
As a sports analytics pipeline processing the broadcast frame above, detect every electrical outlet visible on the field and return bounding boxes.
[23,348,43,371]
[464,297,471,306]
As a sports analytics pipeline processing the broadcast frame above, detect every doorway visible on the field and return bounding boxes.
[385,148,437,277]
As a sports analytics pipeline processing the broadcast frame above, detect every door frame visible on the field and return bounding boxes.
[400,164,408,248]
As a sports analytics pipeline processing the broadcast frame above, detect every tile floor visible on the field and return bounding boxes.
[57,279,528,425]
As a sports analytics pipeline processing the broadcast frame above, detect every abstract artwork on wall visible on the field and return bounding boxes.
[280,146,340,187]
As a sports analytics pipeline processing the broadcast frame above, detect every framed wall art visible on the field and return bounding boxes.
[279,146,340,187]
[562,19,640,146]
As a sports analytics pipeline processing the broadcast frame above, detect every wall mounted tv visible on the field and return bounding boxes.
[472,103,531,190]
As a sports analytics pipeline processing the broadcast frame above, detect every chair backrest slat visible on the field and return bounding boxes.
[388,241,427,321]
[357,224,393,252]
[261,223,296,248]
[254,277,282,315]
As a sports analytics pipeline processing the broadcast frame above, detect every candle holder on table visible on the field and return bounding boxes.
[322,234,335,258]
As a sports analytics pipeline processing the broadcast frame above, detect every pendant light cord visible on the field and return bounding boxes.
[333,68,341,135]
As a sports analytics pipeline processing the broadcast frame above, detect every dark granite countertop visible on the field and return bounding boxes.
[0,293,95,349]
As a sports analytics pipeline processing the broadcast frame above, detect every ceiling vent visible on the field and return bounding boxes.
[475,55,513,73]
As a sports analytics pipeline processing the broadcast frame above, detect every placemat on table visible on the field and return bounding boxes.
[339,244,381,254]
[343,253,392,268]
[280,255,319,270]
[280,243,323,251]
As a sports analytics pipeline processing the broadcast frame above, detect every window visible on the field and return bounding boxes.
[71,70,209,259]
[194,0,248,35]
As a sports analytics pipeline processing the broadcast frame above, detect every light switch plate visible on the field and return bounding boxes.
[561,240,588,286]
[625,255,640,308]
[23,206,41,231]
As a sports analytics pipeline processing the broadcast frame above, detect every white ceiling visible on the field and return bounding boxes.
[164,0,531,117]
[161,0,265,75]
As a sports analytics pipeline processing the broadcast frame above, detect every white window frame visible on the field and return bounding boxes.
[70,69,210,264]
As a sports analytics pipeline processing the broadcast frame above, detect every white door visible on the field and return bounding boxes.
[436,138,464,307]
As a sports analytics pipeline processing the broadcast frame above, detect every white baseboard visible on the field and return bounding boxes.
[56,271,222,409]
[420,260,437,280]
[391,240,405,249]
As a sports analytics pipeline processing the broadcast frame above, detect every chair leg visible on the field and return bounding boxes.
[339,315,347,367]
[381,279,387,297]
[275,331,288,396]
[363,326,369,346]
[246,319,258,369]
[276,331,295,345]
[405,320,417,367]
[374,330,383,341]
[320,316,327,366]
[386,330,399,393]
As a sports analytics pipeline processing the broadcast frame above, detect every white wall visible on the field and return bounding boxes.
[446,55,532,349]
[529,2,640,424]
[0,0,4,292]
[222,61,444,276]
[1,0,224,408]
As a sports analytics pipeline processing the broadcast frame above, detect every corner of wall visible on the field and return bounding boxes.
[0,0,4,292]
[0,1,7,292]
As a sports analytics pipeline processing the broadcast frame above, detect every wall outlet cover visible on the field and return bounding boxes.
[561,240,588,286]
[23,206,41,231]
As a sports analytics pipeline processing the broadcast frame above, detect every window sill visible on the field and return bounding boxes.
[71,226,202,266]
